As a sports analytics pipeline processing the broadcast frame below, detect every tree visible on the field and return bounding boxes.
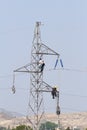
[0,127,7,130]
[65,127,70,130]
[39,121,58,130]
[11,125,32,130]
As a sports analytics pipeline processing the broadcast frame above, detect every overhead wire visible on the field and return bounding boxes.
[0,67,87,96]
[60,107,87,112]
[0,87,87,101]
[0,26,30,35]
[0,67,87,79]
[0,72,29,79]
[44,105,86,113]
[60,92,87,98]
[0,67,86,88]
[47,67,87,72]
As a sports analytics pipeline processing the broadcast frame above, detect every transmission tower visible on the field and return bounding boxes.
[12,22,61,130]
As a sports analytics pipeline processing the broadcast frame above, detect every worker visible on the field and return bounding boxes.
[51,86,57,99]
[38,58,45,72]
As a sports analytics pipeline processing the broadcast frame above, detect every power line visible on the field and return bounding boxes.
[48,67,87,72]
[44,106,87,113]
[60,92,87,98]
[0,85,87,100]
[0,72,28,79]
[0,67,87,79]
[0,26,30,35]
[61,107,87,112]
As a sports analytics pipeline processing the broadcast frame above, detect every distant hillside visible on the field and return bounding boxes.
[0,108,13,121]
[46,112,87,129]
[0,108,23,120]
[0,110,87,129]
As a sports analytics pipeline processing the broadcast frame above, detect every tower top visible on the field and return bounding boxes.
[36,21,41,26]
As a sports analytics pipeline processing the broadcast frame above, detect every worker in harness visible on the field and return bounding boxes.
[51,86,57,99]
[38,58,45,72]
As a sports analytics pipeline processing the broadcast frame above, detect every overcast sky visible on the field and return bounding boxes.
[0,0,87,115]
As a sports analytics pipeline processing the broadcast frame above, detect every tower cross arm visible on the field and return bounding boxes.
[42,81,52,91]
[35,43,60,57]
[13,62,38,73]
[37,81,59,93]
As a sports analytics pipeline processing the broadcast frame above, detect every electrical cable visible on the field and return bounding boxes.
[0,67,87,79]
[47,67,87,72]
[60,92,87,98]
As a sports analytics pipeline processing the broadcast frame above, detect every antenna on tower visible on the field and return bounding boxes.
[12,22,62,130]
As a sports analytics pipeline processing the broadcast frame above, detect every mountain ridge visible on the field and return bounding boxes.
[0,108,24,119]
[0,109,87,129]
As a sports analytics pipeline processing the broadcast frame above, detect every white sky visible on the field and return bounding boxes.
[0,0,87,115]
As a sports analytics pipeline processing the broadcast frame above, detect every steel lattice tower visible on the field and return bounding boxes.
[13,22,61,130]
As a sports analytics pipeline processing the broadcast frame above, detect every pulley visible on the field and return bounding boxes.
[56,106,60,115]
[12,85,16,94]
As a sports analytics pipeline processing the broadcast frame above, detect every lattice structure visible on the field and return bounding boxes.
[13,22,61,130]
